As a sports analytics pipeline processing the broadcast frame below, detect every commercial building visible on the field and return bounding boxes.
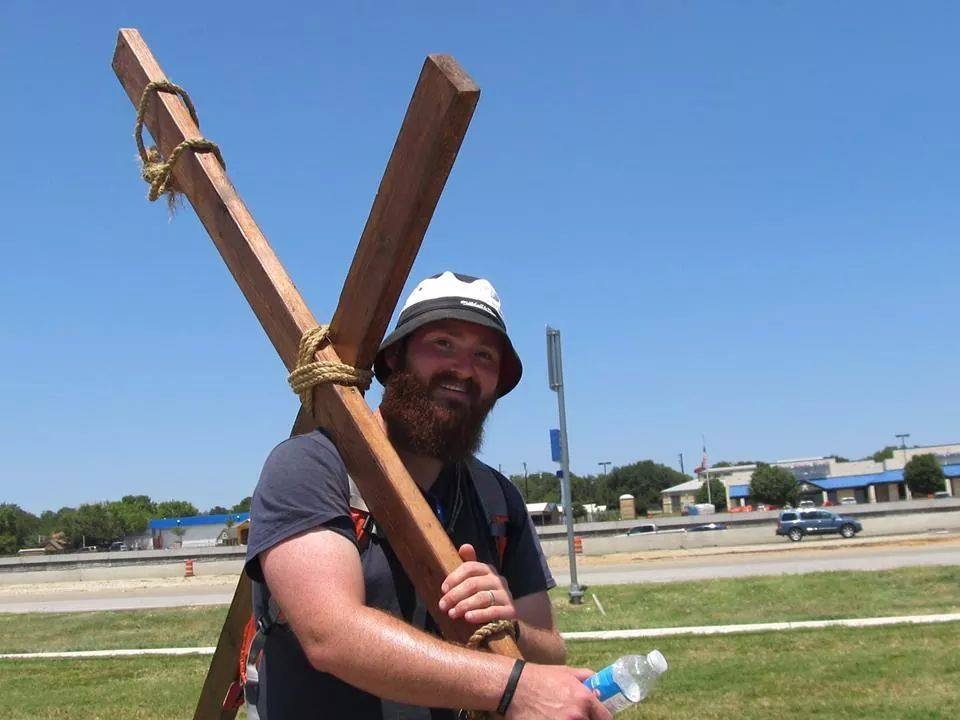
[661,443,959,512]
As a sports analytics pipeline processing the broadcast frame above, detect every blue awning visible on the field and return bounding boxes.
[807,470,903,491]
[149,512,249,530]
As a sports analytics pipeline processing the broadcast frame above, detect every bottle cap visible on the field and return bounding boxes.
[647,649,668,674]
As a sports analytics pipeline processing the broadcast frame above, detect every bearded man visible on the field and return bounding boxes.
[244,272,610,720]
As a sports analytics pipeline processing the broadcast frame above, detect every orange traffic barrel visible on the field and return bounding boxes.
[184,558,195,577]
[573,536,583,554]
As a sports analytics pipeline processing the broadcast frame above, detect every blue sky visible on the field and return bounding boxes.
[2,2,958,515]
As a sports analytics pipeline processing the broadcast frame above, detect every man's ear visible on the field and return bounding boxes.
[383,343,404,372]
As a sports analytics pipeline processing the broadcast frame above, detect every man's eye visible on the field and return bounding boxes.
[477,350,497,363]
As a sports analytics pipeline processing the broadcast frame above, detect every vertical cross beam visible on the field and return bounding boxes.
[112,30,520,720]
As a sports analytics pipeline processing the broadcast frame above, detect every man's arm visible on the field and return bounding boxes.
[438,544,565,665]
[514,591,566,664]
[261,526,606,718]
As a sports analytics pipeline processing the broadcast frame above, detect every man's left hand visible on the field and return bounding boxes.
[438,544,517,624]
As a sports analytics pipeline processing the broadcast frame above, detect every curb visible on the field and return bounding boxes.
[3,613,959,660]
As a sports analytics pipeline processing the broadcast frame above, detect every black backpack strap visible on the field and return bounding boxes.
[464,457,510,568]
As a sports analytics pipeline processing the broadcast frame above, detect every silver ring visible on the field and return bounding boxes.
[486,590,496,607]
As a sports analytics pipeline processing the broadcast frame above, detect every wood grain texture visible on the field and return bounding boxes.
[111,29,519,720]
[330,55,479,369]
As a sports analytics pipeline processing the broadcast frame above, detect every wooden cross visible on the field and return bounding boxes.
[112,29,522,720]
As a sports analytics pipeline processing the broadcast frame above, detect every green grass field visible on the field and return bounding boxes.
[2,566,959,719]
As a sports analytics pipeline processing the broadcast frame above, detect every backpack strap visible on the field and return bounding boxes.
[464,458,511,568]
[230,483,374,716]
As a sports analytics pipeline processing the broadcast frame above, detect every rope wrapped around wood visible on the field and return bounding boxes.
[134,80,226,206]
[461,620,519,719]
[288,326,373,415]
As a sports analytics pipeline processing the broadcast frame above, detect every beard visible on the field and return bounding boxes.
[379,368,496,464]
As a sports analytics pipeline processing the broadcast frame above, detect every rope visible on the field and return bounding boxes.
[133,80,225,206]
[462,620,519,719]
[287,326,372,415]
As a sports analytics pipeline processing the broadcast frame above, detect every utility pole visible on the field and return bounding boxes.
[895,433,910,463]
[678,452,684,475]
[546,326,582,604]
[522,461,529,499]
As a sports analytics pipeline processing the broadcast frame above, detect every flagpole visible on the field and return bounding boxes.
[703,435,712,506]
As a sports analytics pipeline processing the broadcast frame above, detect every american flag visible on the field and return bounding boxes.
[694,441,708,475]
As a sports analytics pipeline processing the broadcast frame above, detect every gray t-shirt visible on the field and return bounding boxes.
[245,430,555,720]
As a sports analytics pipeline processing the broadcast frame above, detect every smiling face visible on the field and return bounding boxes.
[403,319,503,406]
[378,319,503,462]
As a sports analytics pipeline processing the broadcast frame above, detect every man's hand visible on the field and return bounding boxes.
[506,664,613,720]
[438,544,517,624]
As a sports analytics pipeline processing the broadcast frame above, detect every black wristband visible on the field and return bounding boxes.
[496,659,526,716]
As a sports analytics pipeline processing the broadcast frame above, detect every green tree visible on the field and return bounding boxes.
[0,504,40,554]
[108,495,156,536]
[603,461,688,514]
[207,505,230,516]
[869,446,896,463]
[695,478,727,511]
[73,503,121,547]
[231,497,252,513]
[749,464,799,506]
[155,500,199,519]
[903,454,946,496]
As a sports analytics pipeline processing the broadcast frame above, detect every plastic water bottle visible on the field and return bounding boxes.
[583,650,668,714]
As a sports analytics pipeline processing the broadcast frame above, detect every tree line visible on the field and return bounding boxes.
[508,460,690,519]
[0,495,252,554]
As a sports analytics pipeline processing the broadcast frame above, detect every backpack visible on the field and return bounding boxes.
[222,458,510,717]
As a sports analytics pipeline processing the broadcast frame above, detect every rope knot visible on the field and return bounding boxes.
[134,79,225,209]
[462,620,519,720]
[287,326,373,415]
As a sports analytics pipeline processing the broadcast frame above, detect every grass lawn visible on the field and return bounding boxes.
[550,564,960,632]
[2,566,957,654]
[2,566,959,718]
[2,625,957,719]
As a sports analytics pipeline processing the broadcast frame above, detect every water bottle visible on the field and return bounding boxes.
[583,650,668,714]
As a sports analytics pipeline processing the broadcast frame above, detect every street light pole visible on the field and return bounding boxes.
[678,452,684,475]
[522,461,528,499]
[598,461,611,476]
[546,326,582,605]
[895,433,910,461]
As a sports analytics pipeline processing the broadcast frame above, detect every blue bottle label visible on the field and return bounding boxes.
[584,666,620,702]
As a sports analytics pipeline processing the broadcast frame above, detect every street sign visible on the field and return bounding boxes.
[550,428,562,463]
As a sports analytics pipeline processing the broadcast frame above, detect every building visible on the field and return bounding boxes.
[661,443,959,512]
[149,512,250,549]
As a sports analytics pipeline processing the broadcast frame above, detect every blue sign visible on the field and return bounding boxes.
[556,469,564,478]
[550,429,562,463]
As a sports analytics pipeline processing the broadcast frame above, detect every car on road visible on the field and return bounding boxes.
[690,522,727,532]
[798,500,816,509]
[776,509,862,542]
[840,497,857,505]
[626,523,658,536]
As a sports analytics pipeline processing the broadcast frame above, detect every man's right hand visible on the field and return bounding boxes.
[506,663,613,720]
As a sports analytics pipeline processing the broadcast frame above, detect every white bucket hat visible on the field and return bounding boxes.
[374,271,522,396]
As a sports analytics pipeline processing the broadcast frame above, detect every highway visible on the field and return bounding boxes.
[1,534,957,613]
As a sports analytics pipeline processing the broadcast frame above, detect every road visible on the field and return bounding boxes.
[553,535,960,586]
[1,536,958,613]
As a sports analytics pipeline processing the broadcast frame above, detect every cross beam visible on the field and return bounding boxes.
[111,29,521,720]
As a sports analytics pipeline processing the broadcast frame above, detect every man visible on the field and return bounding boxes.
[245,272,609,719]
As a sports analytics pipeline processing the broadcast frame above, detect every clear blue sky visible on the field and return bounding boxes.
[3,2,958,515]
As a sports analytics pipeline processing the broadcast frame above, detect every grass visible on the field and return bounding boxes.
[2,566,959,718]
[550,565,960,632]
[2,625,958,719]
[2,566,957,654]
